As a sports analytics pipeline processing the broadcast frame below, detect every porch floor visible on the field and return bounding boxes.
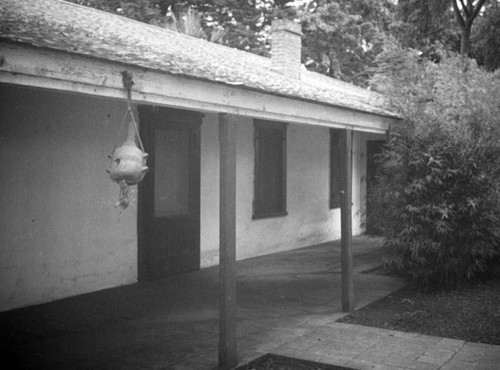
[1,235,499,370]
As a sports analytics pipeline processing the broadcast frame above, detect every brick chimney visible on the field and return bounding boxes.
[271,19,303,79]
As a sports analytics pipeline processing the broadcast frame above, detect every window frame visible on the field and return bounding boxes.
[253,120,288,219]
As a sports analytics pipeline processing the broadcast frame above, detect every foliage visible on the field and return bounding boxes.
[299,0,395,86]
[66,0,289,54]
[392,0,492,58]
[66,0,499,89]
[369,41,500,288]
[393,0,460,56]
[471,1,500,71]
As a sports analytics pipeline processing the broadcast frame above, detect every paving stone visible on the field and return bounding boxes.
[435,338,466,351]
[312,346,360,360]
[417,355,448,366]
[452,348,485,363]
[440,360,477,370]
[274,347,323,363]
[346,337,380,351]
[463,342,498,351]
[280,337,320,351]
[381,351,420,367]
[371,336,405,349]
[473,362,500,370]
[251,335,299,352]
[412,334,443,344]
[345,358,381,369]
[407,360,441,370]
[399,336,441,350]
[300,326,336,340]
[390,344,427,358]
[482,351,500,363]
[394,331,420,339]
[383,330,419,339]
[356,347,395,362]
[426,347,455,356]
[273,346,302,358]
[308,337,344,352]
[318,354,352,367]
[289,351,324,363]
[372,364,405,370]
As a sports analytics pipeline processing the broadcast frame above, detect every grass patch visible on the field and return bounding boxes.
[338,277,500,345]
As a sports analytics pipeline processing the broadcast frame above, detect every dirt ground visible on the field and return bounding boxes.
[338,276,500,345]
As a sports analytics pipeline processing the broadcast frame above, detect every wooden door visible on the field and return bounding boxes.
[138,106,201,280]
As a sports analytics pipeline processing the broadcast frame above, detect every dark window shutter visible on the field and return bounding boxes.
[253,120,287,219]
[330,129,341,208]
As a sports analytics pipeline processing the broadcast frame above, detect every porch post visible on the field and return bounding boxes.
[340,128,354,312]
[218,113,238,369]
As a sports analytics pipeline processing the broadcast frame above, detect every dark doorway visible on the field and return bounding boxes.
[138,106,202,281]
[366,140,385,235]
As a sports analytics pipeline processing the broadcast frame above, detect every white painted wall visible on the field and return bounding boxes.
[0,84,137,311]
[199,114,385,267]
[0,84,384,311]
[200,113,220,267]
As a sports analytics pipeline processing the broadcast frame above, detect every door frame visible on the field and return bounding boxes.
[137,105,202,281]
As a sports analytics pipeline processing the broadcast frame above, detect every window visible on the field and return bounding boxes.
[253,120,287,219]
[330,128,341,208]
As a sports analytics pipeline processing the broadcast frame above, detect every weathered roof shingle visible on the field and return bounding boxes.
[0,0,398,118]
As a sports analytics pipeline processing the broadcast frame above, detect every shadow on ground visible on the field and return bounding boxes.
[0,235,405,370]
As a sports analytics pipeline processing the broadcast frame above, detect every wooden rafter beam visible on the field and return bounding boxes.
[0,42,395,133]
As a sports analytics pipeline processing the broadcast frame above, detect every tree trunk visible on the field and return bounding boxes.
[461,24,472,56]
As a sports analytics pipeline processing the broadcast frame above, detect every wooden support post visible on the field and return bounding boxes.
[218,113,238,369]
[340,128,354,312]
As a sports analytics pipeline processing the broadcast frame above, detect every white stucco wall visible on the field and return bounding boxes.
[0,84,137,311]
[200,113,220,267]
[199,114,384,267]
[0,84,384,311]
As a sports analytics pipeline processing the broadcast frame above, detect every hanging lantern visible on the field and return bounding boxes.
[107,71,149,209]
[108,123,149,186]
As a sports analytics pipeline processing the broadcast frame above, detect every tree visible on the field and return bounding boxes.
[368,40,500,288]
[394,0,459,54]
[299,0,395,86]
[452,0,489,55]
[66,0,498,80]
[471,0,500,70]
[65,0,293,55]
[395,0,490,56]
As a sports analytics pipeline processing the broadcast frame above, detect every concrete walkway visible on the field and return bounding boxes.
[1,235,498,370]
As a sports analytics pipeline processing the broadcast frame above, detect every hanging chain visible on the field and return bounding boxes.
[110,71,146,158]
[121,71,146,153]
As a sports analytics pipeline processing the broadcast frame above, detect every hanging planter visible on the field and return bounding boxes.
[107,71,149,209]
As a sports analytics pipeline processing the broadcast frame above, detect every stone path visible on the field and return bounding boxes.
[267,319,500,370]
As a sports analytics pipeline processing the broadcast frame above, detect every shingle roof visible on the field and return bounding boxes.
[0,0,398,118]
